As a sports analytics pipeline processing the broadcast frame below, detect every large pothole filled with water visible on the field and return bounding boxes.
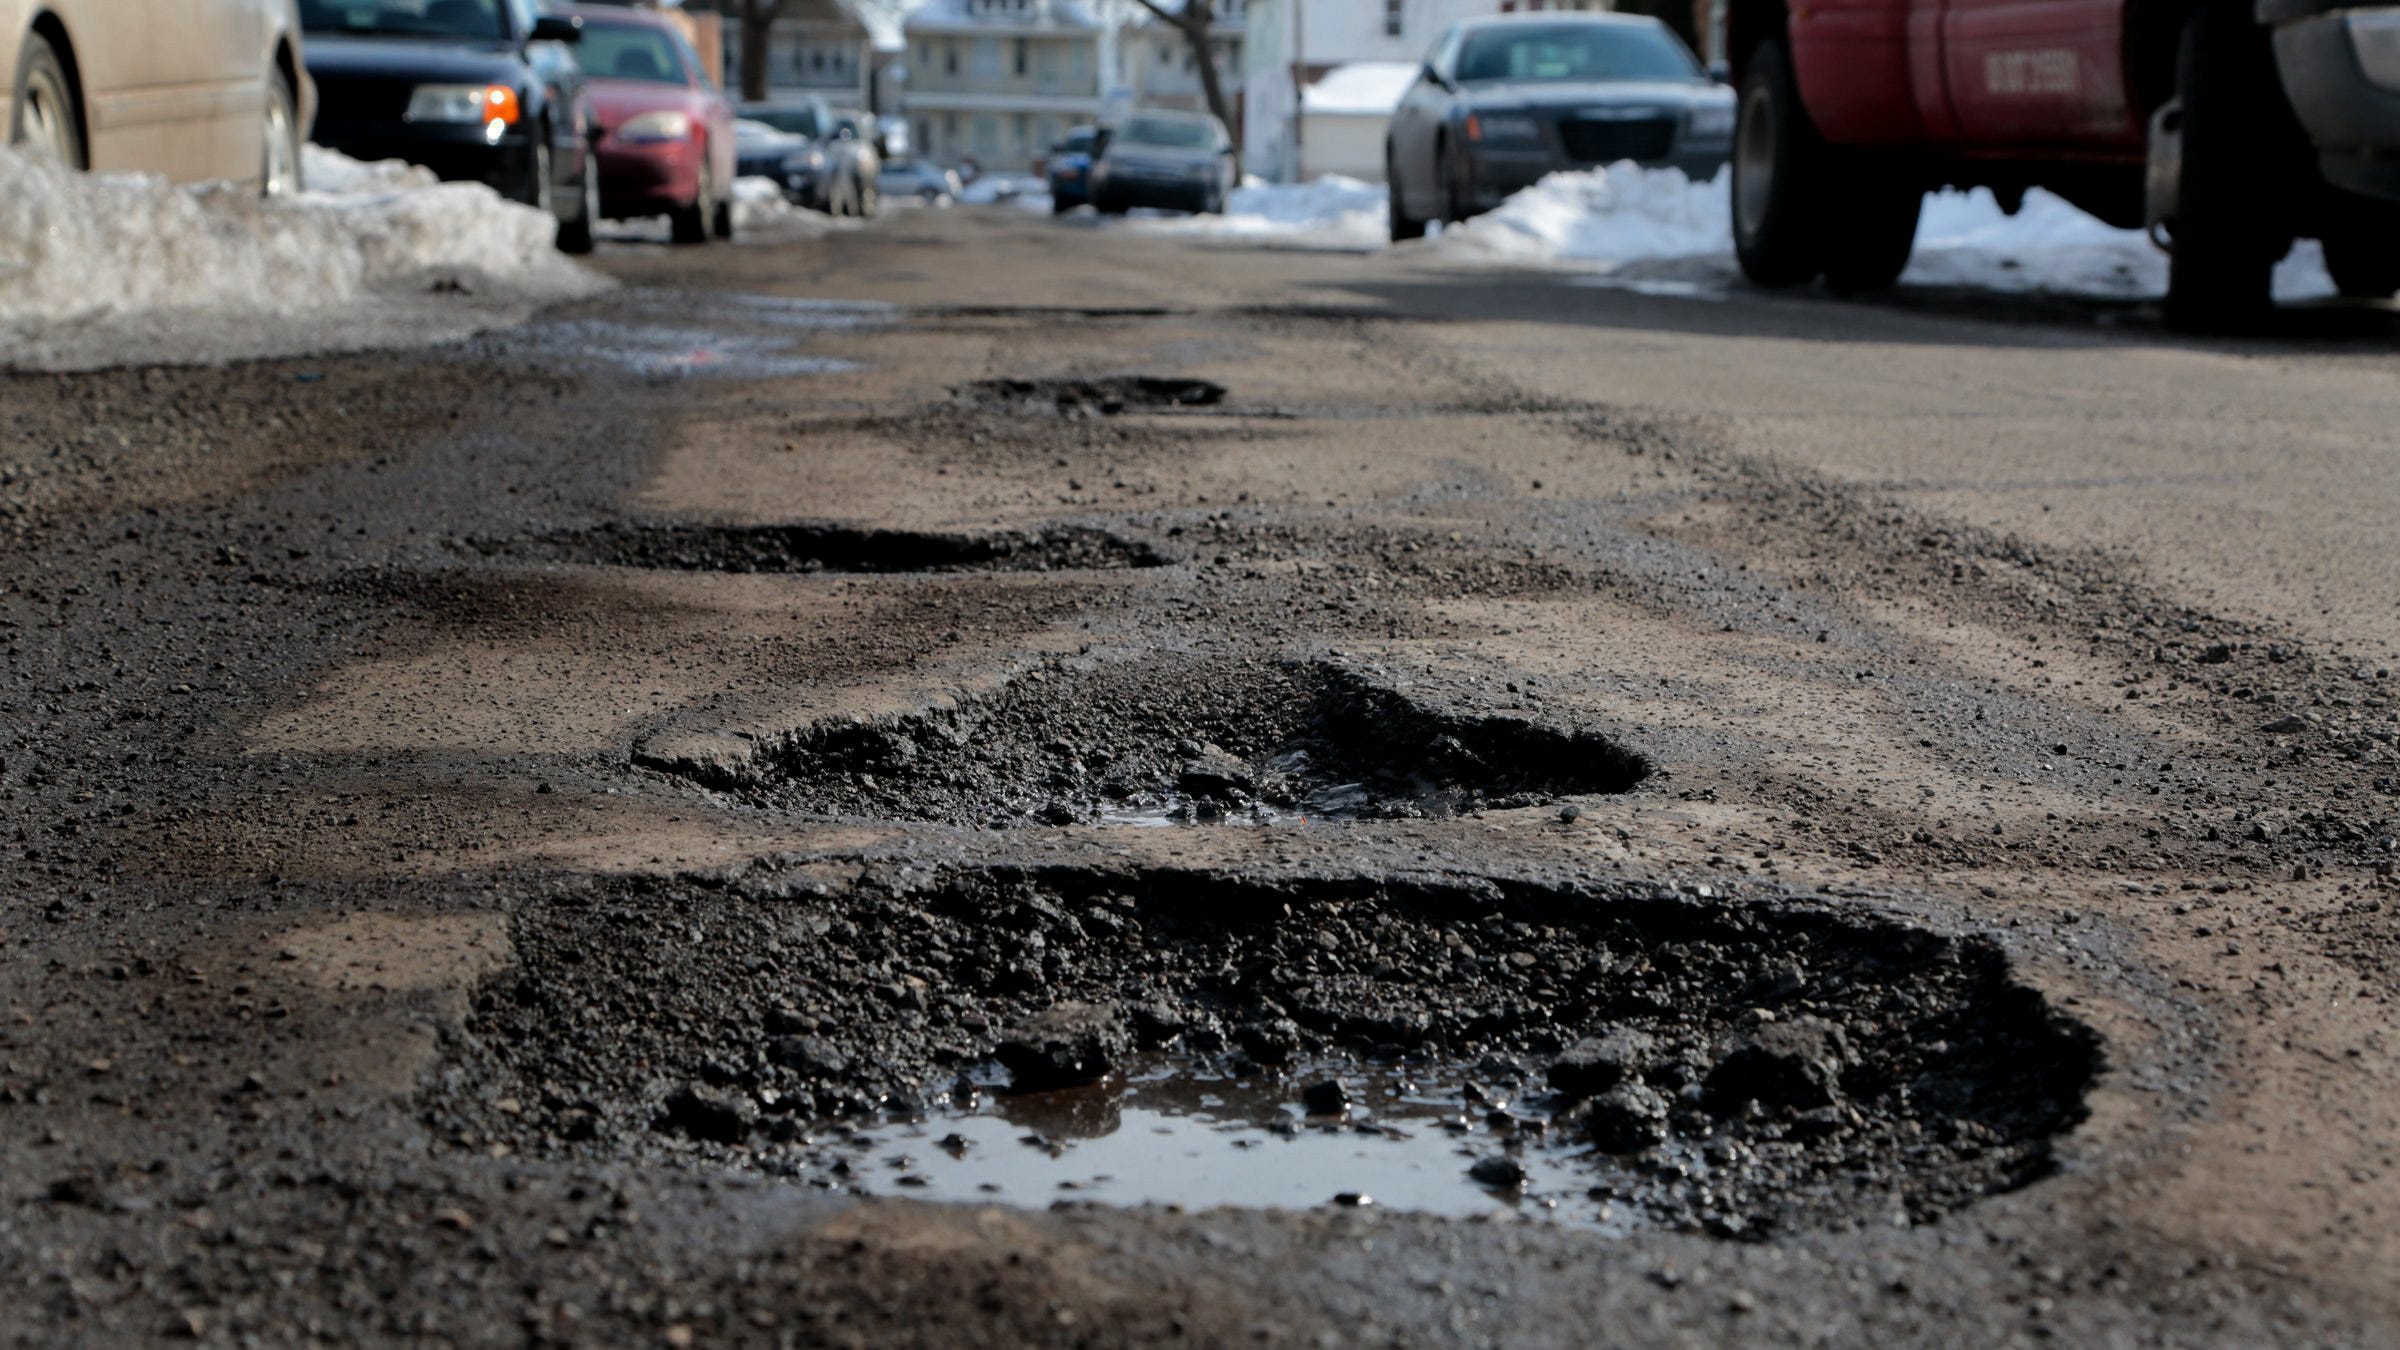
[642,654,1648,826]
[433,865,2098,1239]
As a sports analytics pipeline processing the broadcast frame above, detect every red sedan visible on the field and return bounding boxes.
[569,6,735,244]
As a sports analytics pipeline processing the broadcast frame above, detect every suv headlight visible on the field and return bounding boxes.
[1468,113,1543,145]
[617,111,694,144]
[407,84,521,132]
[1688,102,1736,138]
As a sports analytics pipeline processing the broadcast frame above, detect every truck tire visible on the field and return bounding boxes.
[2322,226,2400,298]
[1733,38,1827,288]
[2162,0,2291,331]
[1820,169,1921,293]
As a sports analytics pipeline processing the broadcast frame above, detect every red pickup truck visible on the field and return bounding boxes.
[1721,0,2400,327]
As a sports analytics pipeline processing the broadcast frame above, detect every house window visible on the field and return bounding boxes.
[1068,44,1090,86]
[971,37,1001,77]
[973,115,998,154]
[918,40,932,66]
[1014,38,1028,76]
[1384,0,1403,37]
[945,41,959,75]
[1036,43,1060,84]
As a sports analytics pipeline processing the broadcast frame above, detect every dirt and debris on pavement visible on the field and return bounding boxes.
[2,206,2398,1345]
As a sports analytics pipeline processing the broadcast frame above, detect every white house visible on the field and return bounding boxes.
[1239,0,1506,181]
[903,0,1108,174]
[1294,59,1416,180]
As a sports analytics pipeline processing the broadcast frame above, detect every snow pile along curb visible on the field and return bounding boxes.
[0,146,610,370]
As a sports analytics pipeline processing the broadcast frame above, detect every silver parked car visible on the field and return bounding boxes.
[4,0,313,193]
[1384,14,1731,241]
[1089,109,1234,215]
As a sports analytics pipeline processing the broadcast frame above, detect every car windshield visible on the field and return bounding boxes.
[1057,129,1096,154]
[579,21,688,84]
[1454,23,1700,84]
[747,107,824,138]
[1117,116,1209,149]
[299,0,507,40]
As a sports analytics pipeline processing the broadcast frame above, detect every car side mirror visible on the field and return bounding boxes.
[1707,59,1731,84]
[1422,62,1453,92]
[532,15,582,43]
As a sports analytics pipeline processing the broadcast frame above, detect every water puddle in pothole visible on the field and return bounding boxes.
[815,1058,1669,1231]
[504,294,898,378]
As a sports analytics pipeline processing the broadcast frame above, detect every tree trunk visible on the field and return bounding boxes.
[740,0,775,103]
[1189,21,1239,179]
[1138,0,1241,179]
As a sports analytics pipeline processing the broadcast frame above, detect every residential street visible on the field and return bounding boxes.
[4,206,2398,1345]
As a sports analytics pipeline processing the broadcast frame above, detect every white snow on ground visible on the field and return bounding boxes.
[1126,174,1388,249]
[731,176,850,239]
[1302,62,1420,115]
[0,145,609,371]
[958,174,1052,210]
[1101,163,2339,302]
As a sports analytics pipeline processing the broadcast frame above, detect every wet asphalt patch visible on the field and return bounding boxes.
[488,521,1168,575]
[436,865,2098,1240]
[644,654,1648,826]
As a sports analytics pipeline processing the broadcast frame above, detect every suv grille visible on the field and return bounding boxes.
[1558,115,1675,164]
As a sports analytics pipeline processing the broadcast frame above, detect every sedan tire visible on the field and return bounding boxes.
[558,153,599,255]
[1387,147,1426,242]
[8,33,84,168]
[671,161,711,245]
[262,69,303,197]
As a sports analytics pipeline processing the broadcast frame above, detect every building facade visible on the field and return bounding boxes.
[1116,0,1245,128]
[719,0,875,107]
[902,0,1107,174]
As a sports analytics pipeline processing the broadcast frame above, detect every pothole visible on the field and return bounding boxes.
[652,654,1648,825]
[484,521,1168,574]
[959,376,1228,416]
[437,866,2099,1239]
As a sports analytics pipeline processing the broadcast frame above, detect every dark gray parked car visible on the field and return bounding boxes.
[1385,14,1732,241]
[1090,109,1235,215]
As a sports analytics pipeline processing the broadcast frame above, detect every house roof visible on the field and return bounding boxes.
[903,0,1103,33]
[1301,61,1419,115]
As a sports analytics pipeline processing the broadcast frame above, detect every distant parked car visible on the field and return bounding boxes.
[570,4,734,244]
[5,0,313,193]
[878,157,960,205]
[303,0,597,250]
[1089,109,1233,215]
[1385,14,1731,242]
[734,116,830,205]
[1045,124,1108,212]
[741,94,870,216]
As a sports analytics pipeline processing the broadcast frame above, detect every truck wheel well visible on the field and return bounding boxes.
[1725,0,1787,83]
[2124,0,2201,114]
[26,11,90,166]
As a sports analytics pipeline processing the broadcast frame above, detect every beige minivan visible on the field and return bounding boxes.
[3,0,313,193]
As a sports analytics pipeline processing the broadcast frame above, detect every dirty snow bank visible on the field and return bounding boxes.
[0,145,609,370]
[1127,174,1388,249]
[1113,163,2338,302]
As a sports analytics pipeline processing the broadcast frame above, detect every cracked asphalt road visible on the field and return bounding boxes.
[4,206,2399,1346]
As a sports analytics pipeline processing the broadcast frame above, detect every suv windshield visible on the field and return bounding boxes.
[747,107,824,138]
[1454,23,1700,83]
[300,0,507,39]
[579,21,690,84]
[1118,116,1209,149]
